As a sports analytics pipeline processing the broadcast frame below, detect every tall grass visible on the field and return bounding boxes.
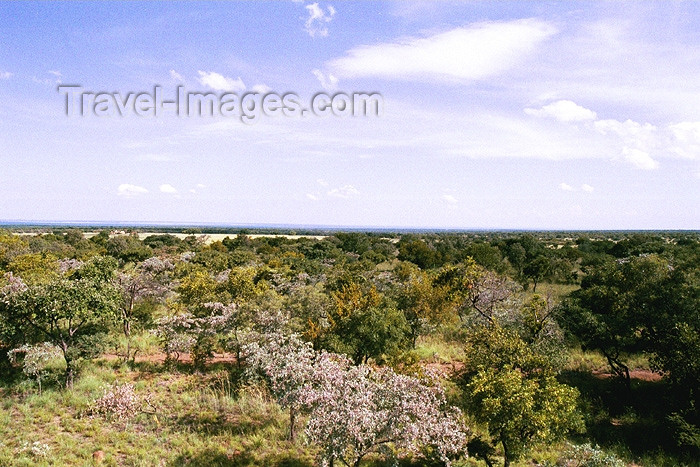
[0,362,314,466]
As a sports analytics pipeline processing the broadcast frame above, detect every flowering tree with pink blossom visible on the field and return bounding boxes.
[303,362,468,467]
[244,332,468,465]
[244,332,317,440]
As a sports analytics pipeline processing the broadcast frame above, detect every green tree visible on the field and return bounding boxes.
[317,281,410,364]
[105,234,153,264]
[7,252,59,285]
[223,267,269,303]
[397,237,443,269]
[1,257,121,387]
[523,255,552,292]
[392,265,454,347]
[116,257,174,363]
[558,254,673,389]
[334,232,371,256]
[465,242,506,273]
[461,326,583,467]
[434,260,520,325]
[0,230,29,269]
[560,249,700,451]
[176,268,220,312]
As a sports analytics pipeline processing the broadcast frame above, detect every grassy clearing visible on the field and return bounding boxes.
[565,349,653,374]
[0,360,316,466]
[526,283,580,301]
[414,334,466,364]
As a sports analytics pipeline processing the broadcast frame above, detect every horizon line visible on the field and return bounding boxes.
[1,219,697,234]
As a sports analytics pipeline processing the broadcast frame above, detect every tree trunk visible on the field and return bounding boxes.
[289,408,296,441]
[502,440,510,467]
[126,336,132,364]
[65,358,75,389]
[234,332,242,370]
[122,300,133,338]
[60,341,75,389]
[604,351,631,392]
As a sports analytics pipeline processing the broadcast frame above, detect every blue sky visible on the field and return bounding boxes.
[0,1,698,229]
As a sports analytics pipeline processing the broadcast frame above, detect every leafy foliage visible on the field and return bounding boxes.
[1,257,121,386]
[461,325,583,466]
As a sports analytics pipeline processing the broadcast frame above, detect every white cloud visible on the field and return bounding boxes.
[327,184,359,198]
[117,184,148,196]
[593,119,660,169]
[251,83,272,94]
[170,69,185,82]
[197,71,246,92]
[316,178,329,187]
[621,147,659,170]
[441,194,458,204]
[581,184,594,192]
[159,184,177,194]
[306,193,319,201]
[668,121,700,159]
[304,3,336,38]
[525,100,597,122]
[559,182,575,191]
[32,71,62,85]
[328,19,556,83]
[0,71,11,80]
[312,69,339,91]
[188,184,206,195]
[594,119,657,140]
[530,101,700,168]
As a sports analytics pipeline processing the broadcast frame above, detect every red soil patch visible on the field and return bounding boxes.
[102,354,663,383]
[425,361,465,375]
[102,352,238,364]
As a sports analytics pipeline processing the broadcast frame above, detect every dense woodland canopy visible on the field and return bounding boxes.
[0,227,698,466]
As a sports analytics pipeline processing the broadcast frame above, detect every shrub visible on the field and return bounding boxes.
[91,382,140,421]
[555,443,626,467]
[7,342,63,393]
